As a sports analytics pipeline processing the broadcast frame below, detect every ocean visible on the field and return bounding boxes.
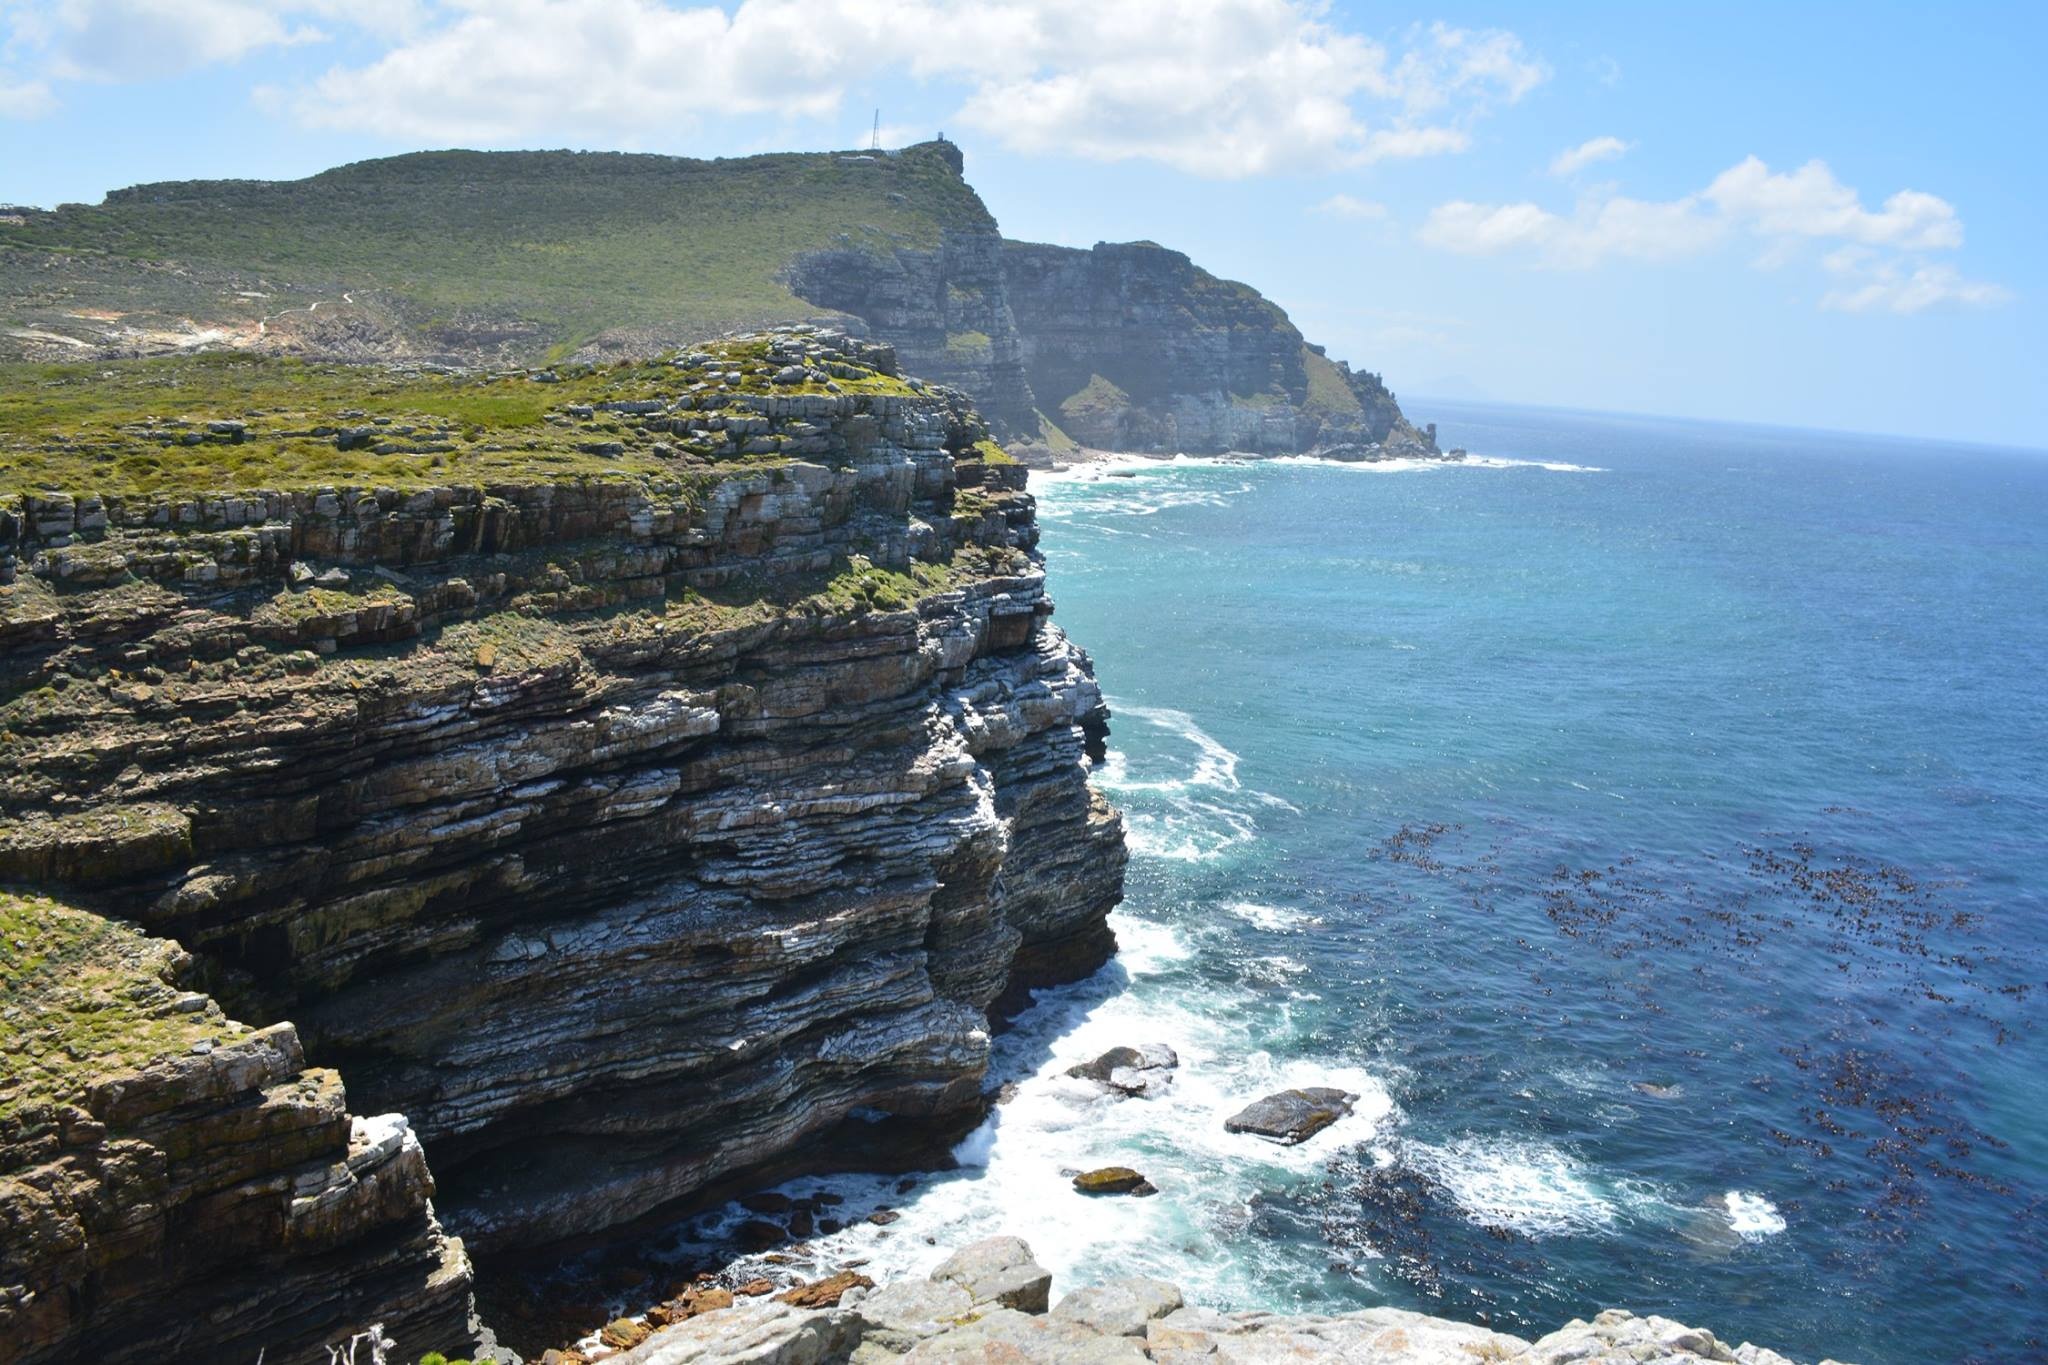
[668,401,2048,1364]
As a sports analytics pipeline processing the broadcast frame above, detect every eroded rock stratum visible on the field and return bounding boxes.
[0,330,1126,1363]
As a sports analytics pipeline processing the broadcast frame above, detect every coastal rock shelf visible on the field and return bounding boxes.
[575,1236,1859,1365]
[0,331,1127,1362]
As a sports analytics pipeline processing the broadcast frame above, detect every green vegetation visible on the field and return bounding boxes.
[0,144,991,356]
[1300,345,1366,421]
[1057,374,1132,429]
[969,437,1017,465]
[1032,409,1079,455]
[944,329,992,356]
[0,891,221,1125]
[0,337,917,498]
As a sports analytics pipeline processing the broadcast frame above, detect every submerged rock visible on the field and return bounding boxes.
[1224,1087,1357,1144]
[1065,1043,1178,1097]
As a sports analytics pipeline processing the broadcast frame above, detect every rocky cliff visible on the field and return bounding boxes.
[998,240,1439,460]
[1,141,1441,463]
[0,329,1126,1362]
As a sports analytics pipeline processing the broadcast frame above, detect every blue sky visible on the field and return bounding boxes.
[2,0,2041,447]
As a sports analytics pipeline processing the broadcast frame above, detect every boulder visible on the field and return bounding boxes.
[778,1270,874,1308]
[612,1299,856,1365]
[1051,1278,1184,1337]
[1222,1088,1356,1144]
[736,1218,788,1251]
[929,1235,1054,1313]
[1065,1045,1178,1097]
[601,1317,653,1350]
[1072,1167,1156,1197]
[847,1278,977,1353]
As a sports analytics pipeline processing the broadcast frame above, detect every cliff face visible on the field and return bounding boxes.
[0,897,473,1365]
[0,331,1126,1361]
[998,239,1440,458]
[787,243,1039,438]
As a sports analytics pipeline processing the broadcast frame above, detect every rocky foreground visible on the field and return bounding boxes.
[562,1237,1856,1365]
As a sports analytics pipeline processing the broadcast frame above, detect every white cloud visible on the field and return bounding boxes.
[10,0,424,81]
[1549,135,1630,177]
[1705,156,1962,249]
[3,1,1545,177]
[1819,248,2012,314]
[1420,194,1722,267]
[259,1,1544,177]
[1312,193,1388,220]
[1418,153,2003,313]
[0,76,55,117]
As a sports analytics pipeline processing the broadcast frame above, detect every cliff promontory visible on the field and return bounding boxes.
[0,329,1126,1362]
[0,142,1440,462]
[998,239,1439,459]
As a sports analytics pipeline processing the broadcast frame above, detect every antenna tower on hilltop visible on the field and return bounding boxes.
[871,109,882,152]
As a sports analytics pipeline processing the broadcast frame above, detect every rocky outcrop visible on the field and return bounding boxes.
[0,896,474,1365]
[1064,1044,1176,1097]
[1222,1087,1357,1144]
[0,332,1126,1359]
[787,229,1039,436]
[997,240,1440,460]
[597,1237,1859,1365]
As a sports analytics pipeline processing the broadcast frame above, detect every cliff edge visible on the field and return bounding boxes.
[0,329,1126,1362]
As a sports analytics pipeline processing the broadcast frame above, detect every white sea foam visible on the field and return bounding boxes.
[653,906,1400,1314]
[1095,705,1241,793]
[1723,1190,1787,1238]
[1458,454,1607,473]
[1406,1137,1623,1237]
[1220,900,1318,931]
[1120,803,1259,862]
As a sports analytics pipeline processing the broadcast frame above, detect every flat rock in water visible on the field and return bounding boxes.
[1222,1088,1357,1144]
[1072,1166,1157,1196]
[1066,1044,1178,1097]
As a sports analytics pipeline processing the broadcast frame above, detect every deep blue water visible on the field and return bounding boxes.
[666,404,2047,1365]
[1019,406,2048,1365]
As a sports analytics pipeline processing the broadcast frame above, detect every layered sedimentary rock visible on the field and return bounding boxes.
[0,331,1126,1360]
[583,1236,1858,1365]
[787,144,1039,437]
[998,239,1440,459]
[0,895,473,1365]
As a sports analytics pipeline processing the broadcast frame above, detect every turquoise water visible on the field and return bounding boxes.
[670,405,2047,1365]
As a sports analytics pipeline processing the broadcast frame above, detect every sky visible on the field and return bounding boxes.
[1,0,2042,448]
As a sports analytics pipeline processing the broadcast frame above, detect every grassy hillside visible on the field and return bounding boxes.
[0,335,927,499]
[0,143,987,362]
